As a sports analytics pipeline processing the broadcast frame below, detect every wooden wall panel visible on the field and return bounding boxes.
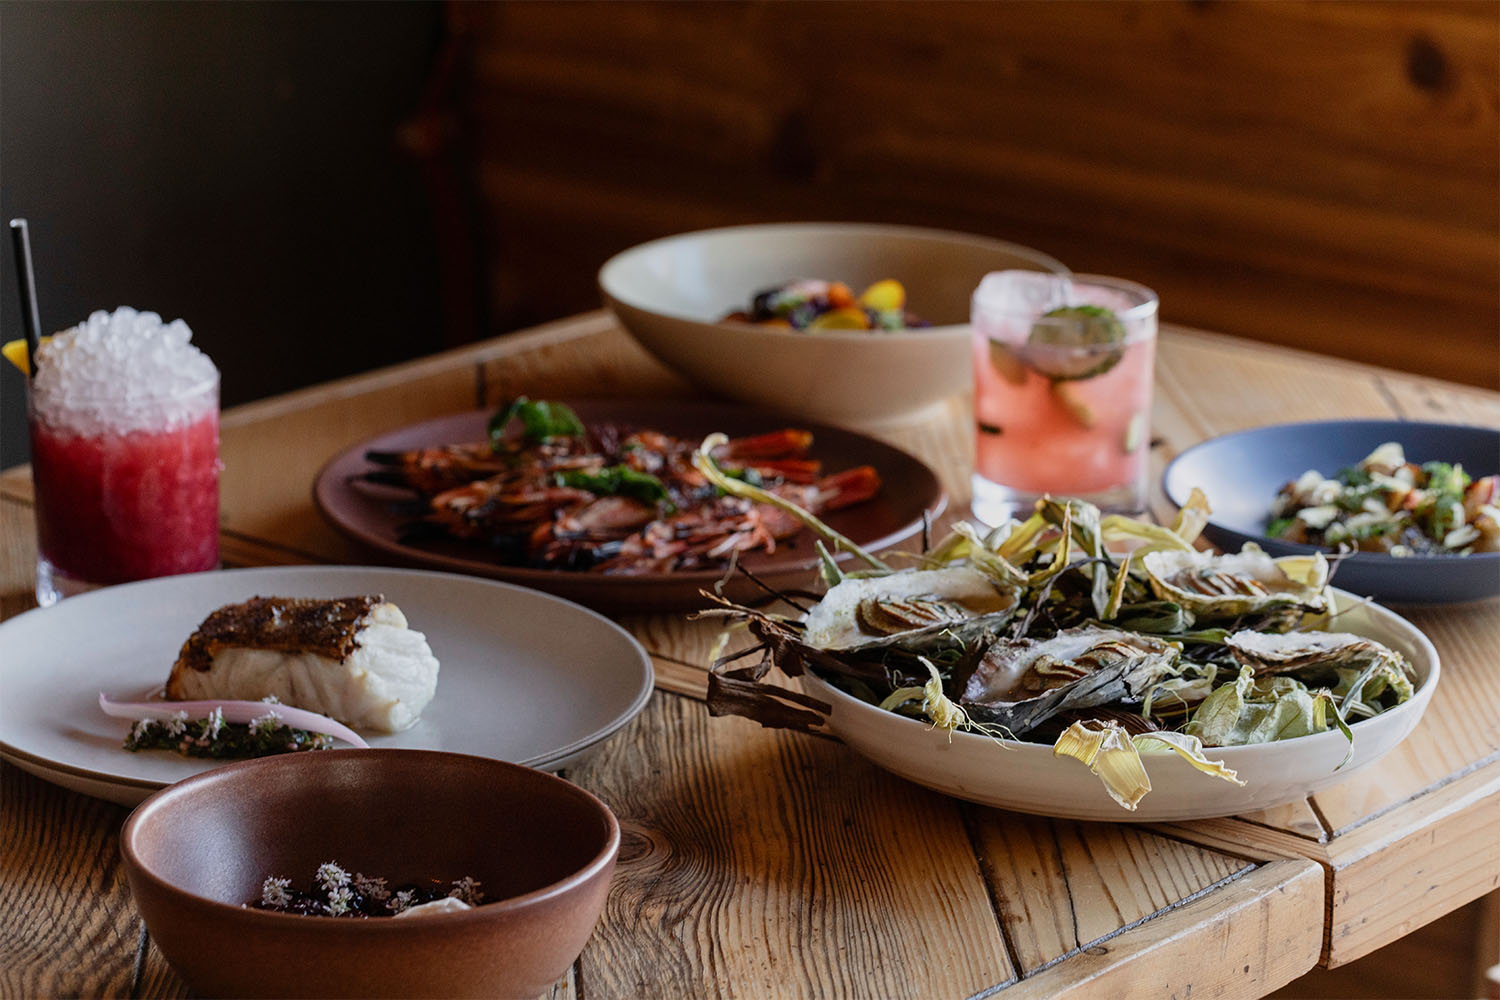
[451,0,1498,388]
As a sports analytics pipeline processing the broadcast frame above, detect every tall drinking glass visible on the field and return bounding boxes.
[27,309,221,605]
[970,274,1158,524]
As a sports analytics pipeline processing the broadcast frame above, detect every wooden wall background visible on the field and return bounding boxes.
[433,0,1498,389]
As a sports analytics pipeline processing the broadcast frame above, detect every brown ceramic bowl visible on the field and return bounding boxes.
[120,750,619,999]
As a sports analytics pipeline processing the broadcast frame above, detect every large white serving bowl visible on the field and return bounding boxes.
[802,592,1438,822]
[599,222,1067,425]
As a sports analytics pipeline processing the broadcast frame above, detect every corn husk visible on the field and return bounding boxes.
[1054,720,1243,811]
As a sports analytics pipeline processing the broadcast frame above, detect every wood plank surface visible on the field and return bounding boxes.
[0,766,141,999]
[1001,862,1323,1000]
[570,695,1018,998]
[2,311,1494,997]
[966,812,1250,973]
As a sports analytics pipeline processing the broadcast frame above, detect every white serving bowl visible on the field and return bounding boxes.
[599,223,1067,425]
[802,591,1438,822]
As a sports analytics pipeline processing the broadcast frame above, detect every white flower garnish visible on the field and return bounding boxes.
[325,886,354,916]
[129,719,158,742]
[353,874,390,902]
[164,710,190,737]
[260,876,292,907]
[315,861,350,891]
[248,709,281,736]
[387,889,417,914]
[449,876,484,906]
[205,706,225,740]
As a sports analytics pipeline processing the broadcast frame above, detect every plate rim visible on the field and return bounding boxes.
[0,564,656,798]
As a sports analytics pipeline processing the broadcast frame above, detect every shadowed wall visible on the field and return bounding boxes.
[0,1,445,468]
[453,1,1498,385]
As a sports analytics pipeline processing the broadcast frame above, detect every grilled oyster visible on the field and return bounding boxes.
[801,566,1020,651]
[1141,544,1328,619]
[959,627,1182,735]
[1224,629,1414,717]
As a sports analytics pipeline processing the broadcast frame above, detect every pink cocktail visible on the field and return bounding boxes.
[970,274,1158,523]
[27,308,220,604]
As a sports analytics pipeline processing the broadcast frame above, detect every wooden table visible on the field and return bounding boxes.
[3,312,1497,999]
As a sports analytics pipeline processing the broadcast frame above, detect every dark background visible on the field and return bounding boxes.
[4,1,1497,470]
[0,2,447,467]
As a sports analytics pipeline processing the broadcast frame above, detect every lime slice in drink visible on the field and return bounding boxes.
[1026,305,1125,380]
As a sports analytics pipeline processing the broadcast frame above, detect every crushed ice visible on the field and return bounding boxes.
[31,307,218,435]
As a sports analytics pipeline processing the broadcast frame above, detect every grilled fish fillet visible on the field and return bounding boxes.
[164,595,439,733]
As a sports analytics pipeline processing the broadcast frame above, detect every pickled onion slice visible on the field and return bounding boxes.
[98,693,369,749]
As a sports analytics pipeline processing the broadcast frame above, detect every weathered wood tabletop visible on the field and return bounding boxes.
[2,311,1496,999]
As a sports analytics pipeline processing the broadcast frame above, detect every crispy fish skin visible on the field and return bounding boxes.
[165,595,440,733]
[171,595,383,676]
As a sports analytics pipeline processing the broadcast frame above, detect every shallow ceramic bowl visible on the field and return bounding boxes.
[1163,419,1500,604]
[803,591,1438,822]
[121,750,619,999]
[599,222,1067,424]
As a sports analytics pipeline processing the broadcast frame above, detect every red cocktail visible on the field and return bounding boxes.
[27,309,220,604]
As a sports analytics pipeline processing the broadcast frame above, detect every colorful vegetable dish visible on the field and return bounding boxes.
[1268,442,1498,556]
[721,279,928,332]
[700,472,1417,811]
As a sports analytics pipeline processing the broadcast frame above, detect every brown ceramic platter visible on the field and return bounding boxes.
[313,399,947,612]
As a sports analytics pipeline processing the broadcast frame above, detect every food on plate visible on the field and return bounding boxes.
[164,595,440,733]
[720,279,929,331]
[1268,442,1499,556]
[100,693,368,758]
[702,481,1417,811]
[250,860,484,918]
[362,397,882,574]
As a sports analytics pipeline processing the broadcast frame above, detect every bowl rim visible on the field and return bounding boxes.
[800,585,1440,763]
[1161,417,1500,566]
[120,748,621,928]
[597,220,1070,337]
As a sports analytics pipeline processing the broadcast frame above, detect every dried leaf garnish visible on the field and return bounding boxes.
[878,657,1010,742]
[1053,720,1155,810]
[1185,664,1353,767]
[1053,720,1243,811]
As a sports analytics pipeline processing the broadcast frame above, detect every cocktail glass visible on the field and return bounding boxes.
[970,274,1159,524]
[27,318,221,606]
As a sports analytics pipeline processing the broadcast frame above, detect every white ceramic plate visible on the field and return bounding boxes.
[802,591,1439,822]
[0,566,654,806]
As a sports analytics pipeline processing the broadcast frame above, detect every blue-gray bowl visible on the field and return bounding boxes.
[1163,419,1499,605]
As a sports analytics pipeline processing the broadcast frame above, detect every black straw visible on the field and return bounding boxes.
[9,219,42,380]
